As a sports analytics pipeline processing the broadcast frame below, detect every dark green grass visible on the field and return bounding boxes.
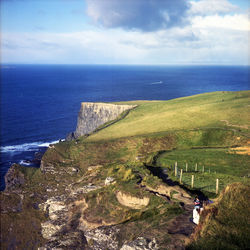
[155,148,250,197]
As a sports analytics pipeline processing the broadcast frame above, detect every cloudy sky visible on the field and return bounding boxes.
[1,0,249,65]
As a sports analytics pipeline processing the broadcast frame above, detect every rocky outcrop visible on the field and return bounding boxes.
[85,226,120,249]
[145,184,191,201]
[67,102,136,140]
[121,237,159,250]
[116,191,150,209]
[4,164,25,191]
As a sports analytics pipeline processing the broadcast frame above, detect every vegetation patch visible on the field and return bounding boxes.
[187,183,250,250]
[155,148,250,198]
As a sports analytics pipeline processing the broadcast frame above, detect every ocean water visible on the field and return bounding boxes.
[0,64,249,190]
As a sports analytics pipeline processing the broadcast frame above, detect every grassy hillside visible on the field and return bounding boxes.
[155,148,250,198]
[86,91,250,142]
[2,91,249,249]
[187,183,250,250]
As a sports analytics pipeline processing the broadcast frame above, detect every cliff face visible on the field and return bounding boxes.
[68,102,136,139]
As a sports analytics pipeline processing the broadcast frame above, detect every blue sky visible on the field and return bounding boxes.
[1,0,249,65]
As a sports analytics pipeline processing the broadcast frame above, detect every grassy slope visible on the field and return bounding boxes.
[187,183,250,250]
[156,148,250,197]
[3,91,249,249]
[86,91,250,142]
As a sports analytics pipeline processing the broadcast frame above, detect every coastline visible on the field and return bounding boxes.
[0,140,63,191]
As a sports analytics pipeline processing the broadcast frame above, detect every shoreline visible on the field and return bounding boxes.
[0,139,64,191]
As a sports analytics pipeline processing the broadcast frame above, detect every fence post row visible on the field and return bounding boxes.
[172,162,219,194]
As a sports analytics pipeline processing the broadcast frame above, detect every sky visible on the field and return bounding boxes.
[1,0,250,65]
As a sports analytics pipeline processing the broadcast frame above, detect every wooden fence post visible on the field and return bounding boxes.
[180,169,183,184]
[202,166,205,173]
[191,175,194,188]
[186,163,188,172]
[195,163,197,172]
[216,179,219,194]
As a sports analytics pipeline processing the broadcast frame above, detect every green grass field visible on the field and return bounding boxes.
[155,148,250,197]
[86,91,250,142]
[82,91,250,199]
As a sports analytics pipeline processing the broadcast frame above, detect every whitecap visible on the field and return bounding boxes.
[150,81,163,85]
[0,139,63,153]
[38,140,63,147]
[0,142,41,153]
[19,160,32,166]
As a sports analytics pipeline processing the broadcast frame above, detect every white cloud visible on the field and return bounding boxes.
[189,0,238,15]
[192,13,250,31]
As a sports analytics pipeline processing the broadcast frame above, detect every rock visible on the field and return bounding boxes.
[41,196,68,221]
[67,102,136,139]
[88,165,102,171]
[4,164,25,191]
[32,151,44,165]
[66,132,76,141]
[43,231,87,249]
[41,221,63,240]
[65,167,79,175]
[105,176,115,186]
[116,191,150,209]
[85,226,120,250]
[121,237,159,250]
[69,184,102,198]
[40,161,55,174]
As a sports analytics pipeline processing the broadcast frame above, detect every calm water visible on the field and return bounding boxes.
[0,64,249,189]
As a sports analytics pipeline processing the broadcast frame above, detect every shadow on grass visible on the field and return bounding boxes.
[144,163,209,202]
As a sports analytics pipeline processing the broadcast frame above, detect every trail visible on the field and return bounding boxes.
[144,164,205,249]
[166,198,195,249]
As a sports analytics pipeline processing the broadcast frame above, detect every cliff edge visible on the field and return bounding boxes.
[67,102,136,140]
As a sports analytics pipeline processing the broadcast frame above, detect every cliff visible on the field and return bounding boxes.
[67,102,136,140]
[1,92,249,250]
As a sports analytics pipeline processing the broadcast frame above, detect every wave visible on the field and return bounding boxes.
[150,81,163,85]
[0,140,62,153]
[19,160,32,166]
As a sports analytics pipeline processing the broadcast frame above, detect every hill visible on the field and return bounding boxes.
[86,91,250,141]
[1,91,249,249]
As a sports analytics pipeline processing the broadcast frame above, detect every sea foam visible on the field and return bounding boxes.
[0,140,62,153]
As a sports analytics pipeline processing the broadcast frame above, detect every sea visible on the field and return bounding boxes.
[0,64,249,190]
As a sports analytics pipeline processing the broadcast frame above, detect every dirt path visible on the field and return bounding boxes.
[166,201,195,249]
[143,165,201,249]
[142,184,196,249]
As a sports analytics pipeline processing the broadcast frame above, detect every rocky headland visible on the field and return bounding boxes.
[1,91,249,249]
[67,102,136,140]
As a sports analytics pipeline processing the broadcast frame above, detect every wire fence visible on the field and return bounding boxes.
[168,161,227,195]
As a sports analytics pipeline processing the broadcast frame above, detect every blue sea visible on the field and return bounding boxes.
[0,64,249,190]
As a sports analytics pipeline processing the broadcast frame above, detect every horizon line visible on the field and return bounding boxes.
[1,63,250,67]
